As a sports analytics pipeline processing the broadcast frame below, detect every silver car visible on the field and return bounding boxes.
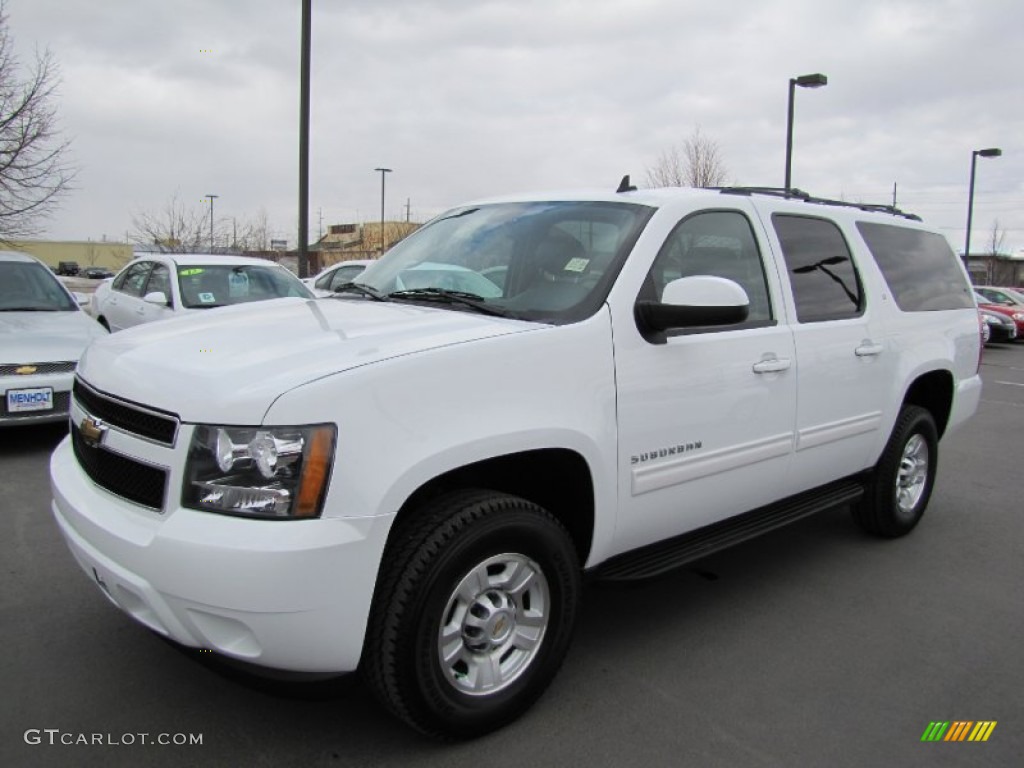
[0,251,108,426]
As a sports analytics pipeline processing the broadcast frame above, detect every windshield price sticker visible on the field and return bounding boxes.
[198,292,216,304]
[7,387,54,413]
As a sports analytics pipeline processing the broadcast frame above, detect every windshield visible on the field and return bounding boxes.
[352,201,654,323]
[0,261,77,311]
[177,264,312,309]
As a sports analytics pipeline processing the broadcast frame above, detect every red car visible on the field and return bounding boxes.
[975,292,1024,338]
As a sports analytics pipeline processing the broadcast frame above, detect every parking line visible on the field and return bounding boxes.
[994,380,1024,387]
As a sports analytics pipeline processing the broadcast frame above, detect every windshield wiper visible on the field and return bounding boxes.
[332,282,389,301]
[388,288,511,317]
[0,307,55,312]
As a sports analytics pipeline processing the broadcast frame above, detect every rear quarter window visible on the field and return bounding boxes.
[856,222,974,311]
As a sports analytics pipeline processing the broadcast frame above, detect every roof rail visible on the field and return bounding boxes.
[714,186,921,221]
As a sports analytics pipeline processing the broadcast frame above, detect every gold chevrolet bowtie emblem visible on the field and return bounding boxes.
[80,416,107,448]
[15,365,37,375]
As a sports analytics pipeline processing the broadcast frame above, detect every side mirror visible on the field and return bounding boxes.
[636,276,749,340]
[143,291,170,307]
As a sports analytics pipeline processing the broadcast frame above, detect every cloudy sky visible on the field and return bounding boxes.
[9,0,1023,254]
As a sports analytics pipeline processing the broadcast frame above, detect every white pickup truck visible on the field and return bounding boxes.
[50,184,982,738]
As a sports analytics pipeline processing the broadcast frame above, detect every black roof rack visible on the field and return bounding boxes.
[714,186,922,221]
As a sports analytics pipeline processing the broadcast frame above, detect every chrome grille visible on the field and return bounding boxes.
[73,378,179,445]
[0,361,76,376]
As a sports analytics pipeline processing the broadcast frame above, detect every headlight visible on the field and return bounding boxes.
[1013,312,1024,321]
[183,424,336,519]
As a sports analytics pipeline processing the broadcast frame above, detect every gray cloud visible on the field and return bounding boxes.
[8,0,1022,252]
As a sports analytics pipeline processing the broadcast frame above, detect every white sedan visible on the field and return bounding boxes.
[92,254,314,332]
[1,251,108,426]
[303,258,376,296]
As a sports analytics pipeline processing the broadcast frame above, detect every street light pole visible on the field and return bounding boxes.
[374,167,392,254]
[963,147,1002,272]
[784,73,828,191]
[206,194,219,252]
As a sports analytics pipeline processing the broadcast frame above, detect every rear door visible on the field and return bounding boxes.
[764,213,894,492]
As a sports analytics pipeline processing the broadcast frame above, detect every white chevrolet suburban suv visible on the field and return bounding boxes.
[50,184,982,738]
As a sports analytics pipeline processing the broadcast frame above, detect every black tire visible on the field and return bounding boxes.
[853,405,938,538]
[362,490,581,739]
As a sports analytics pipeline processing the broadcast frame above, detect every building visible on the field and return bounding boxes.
[965,250,1024,287]
[308,221,421,272]
[9,240,134,270]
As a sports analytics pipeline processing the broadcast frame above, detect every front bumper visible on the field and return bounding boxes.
[1,371,73,426]
[50,436,392,673]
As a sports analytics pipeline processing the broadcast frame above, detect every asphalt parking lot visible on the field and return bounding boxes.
[1,343,1022,767]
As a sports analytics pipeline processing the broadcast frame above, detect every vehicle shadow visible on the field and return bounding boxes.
[0,421,68,456]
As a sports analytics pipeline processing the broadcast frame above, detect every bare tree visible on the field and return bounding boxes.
[129,193,208,253]
[0,1,75,240]
[646,126,728,189]
[987,218,1006,257]
[234,208,273,252]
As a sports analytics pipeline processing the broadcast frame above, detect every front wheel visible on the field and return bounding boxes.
[362,490,581,739]
[853,405,938,538]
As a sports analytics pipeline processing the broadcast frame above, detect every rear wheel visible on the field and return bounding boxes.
[853,405,938,538]
[362,490,580,739]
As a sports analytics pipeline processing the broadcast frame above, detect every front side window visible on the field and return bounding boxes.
[117,262,154,297]
[640,210,774,328]
[856,222,973,312]
[0,261,77,311]
[352,201,654,324]
[177,264,312,309]
[773,214,862,323]
[145,264,172,304]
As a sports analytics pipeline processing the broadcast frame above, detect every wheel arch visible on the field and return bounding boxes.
[901,369,954,438]
[389,448,596,565]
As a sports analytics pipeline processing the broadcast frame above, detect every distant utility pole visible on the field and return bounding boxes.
[405,198,411,223]
[206,194,219,252]
[318,207,323,240]
[892,182,897,208]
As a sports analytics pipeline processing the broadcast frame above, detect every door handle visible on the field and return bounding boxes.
[752,357,792,374]
[855,341,884,357]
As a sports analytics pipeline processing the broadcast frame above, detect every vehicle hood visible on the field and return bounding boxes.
[0,310,107,364]
[77,298,539,422]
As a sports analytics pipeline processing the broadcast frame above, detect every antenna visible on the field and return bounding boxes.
[616,175,637,193]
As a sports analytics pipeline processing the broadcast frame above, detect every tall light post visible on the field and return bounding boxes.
[374,167,392,254]
[206,194,219,252]
[784,73,827,190]
[963,147,1002,271]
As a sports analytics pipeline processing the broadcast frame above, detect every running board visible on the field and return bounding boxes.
[592,477,866,582]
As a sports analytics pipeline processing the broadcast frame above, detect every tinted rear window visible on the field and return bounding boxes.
[856,222,973,311]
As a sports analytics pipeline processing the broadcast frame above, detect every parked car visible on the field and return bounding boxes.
[56,261,80,276]
[304,259,375,296]
[980,308,1017,343]
[81,266,115,279]
[91,254,314,332]
[0,251,107,426]
[976,285,1024,309]
[52,184,981,738]
[975,291,1024,338]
